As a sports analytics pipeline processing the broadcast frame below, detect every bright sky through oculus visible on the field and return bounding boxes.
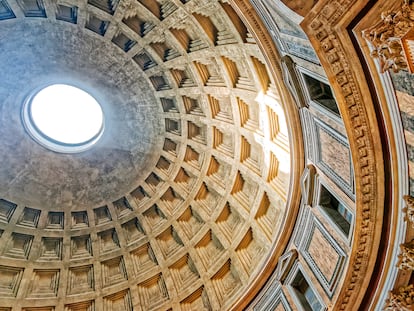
[30,84,103,145]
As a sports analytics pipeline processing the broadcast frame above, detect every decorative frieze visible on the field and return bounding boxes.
[397,239,414,270]
[363,0,414,73]
[403,195,414,227]
[384,284,414,310]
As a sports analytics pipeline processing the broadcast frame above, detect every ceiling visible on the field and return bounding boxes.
[0,0,294,310]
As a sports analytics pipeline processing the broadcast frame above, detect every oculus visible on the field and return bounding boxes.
[22,84,104,153]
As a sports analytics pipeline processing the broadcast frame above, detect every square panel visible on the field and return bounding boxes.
[137,274,169,310]
[299,214,346,296]
[101,256,128,287]
[67,265,94,295]
[16,0,46,17]
[314,119,354,196]
[27,269,60,298]
[0,199,16,223]
[56,4,77,24]
[103,289,132,311]
[0,266,24,297]
[64,300,94,311]
[71,235,93,259]
[17,207,40,228]
[0,0,15,20]
[5,233,33,259]
[38,237,63,261]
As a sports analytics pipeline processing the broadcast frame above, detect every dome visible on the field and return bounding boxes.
[0,0,412,310]
[0,0,294,310]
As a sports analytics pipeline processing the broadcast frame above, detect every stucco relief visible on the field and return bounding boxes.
[403,195,414,227]
[398,239,414,270]
[384,284,414,310]
[363,0,414,73]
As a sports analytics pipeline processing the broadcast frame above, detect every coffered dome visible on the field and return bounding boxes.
[0,0,294,310]
[2,0,409,310]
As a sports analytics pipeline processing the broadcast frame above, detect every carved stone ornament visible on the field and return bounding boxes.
[363,0,414,73]
[403,195,414,227]
[384,284,414,310]
[398,239,414,270]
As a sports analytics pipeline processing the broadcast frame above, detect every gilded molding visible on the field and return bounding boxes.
[403,195,414,227]
[362,0,414,73]
[397,239,414,270]
[384,284,414,310]
[302,0,383,309]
